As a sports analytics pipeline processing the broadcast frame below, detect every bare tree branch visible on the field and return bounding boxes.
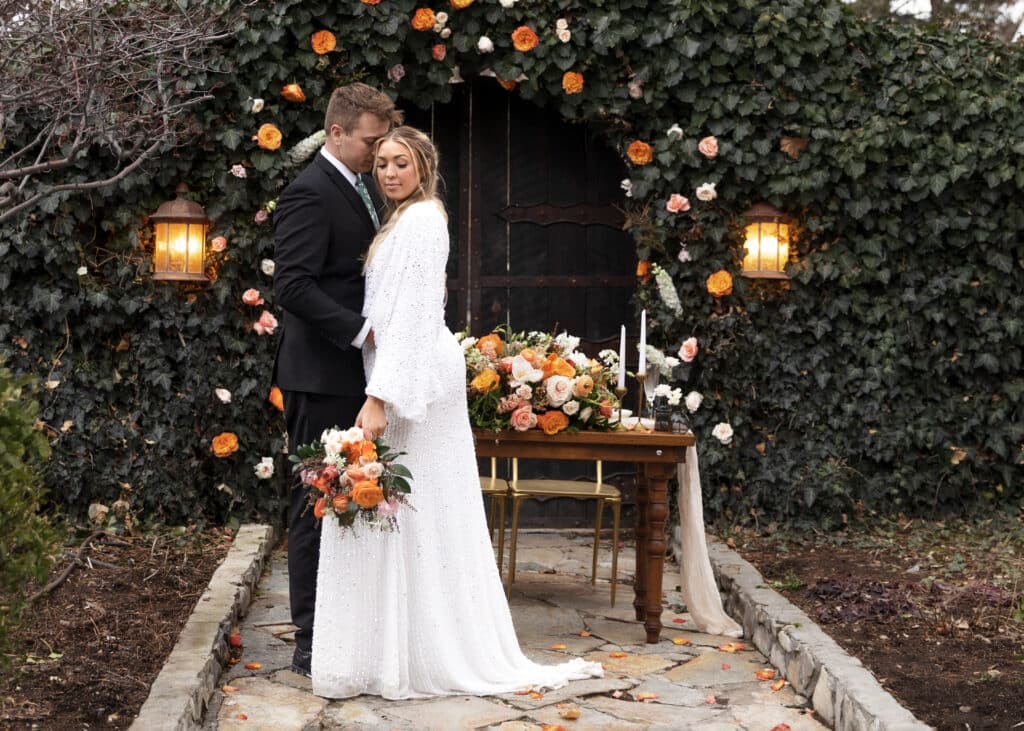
[0,0,231,221]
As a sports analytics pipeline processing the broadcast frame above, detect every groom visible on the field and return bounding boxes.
[272,83,401,676]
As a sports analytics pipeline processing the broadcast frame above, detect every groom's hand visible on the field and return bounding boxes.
[356,395,387,440]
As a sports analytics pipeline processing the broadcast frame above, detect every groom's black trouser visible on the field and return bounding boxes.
[283,390,364,654]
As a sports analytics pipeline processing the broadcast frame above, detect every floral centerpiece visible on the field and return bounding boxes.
[460,328,619,434]
[289,426,413,532]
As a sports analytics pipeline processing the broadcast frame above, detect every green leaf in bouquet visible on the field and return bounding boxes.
[391,476,412,494]
[389,463,413,479]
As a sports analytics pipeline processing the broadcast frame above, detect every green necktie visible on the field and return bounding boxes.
[354,175,380,229]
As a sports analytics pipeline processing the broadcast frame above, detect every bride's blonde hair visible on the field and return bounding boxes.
[363,126,447,269]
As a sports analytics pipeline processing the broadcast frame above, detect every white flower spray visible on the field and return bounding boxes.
[652,264,682,316]
[285,129,327,167]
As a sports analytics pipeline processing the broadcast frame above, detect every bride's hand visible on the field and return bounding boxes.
[356,396,387,440]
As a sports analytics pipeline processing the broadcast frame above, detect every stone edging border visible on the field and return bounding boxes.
[707,539,932,731]
[130,523,278,731]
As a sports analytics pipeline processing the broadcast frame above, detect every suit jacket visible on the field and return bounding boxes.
[272,152,381,396]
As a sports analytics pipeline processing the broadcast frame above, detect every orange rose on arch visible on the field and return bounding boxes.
[496,78,518,91]
[281,83,306,103]
[211,432,239,458]
[450,0,474,8]
[268,385,284,412]
[411,8,436,31]
[562,71,584,95]
[311,30,336,55]
[351,480,385,509]
[627,140,653,165]
[706,270,734,298]
[536,411,570,435]
[636,260,652,281]
[255,123,282,151]
[511,25,539,52]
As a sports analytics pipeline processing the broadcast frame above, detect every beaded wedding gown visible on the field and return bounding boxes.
[311,200,603,699]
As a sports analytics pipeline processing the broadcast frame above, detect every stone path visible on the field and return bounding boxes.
[203,532,825,730]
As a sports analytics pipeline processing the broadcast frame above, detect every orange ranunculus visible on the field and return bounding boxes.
[351,479,385,508]
[562,71,584,95]
[706,270,734,298]
[256,123,282,151]
[332,494,350,512]
[536,411,570,435]
[359,440,378,463]
[627,140,653,165]
[313,497,327,518]
[411,8,435,31]
[450,0,474,7]
[281,83,306,103]
[636,259,651,281]
[311,30,336,55]
[268,385,284,412]
[496,78,518,91]
[476,333,504,357]
[470,368,501,393]
[511,25,539,52]
[573,374,594,397]
[211,432,239,458]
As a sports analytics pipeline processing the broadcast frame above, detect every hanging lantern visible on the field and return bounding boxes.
[741,202,791,279]
[150,183,209,282]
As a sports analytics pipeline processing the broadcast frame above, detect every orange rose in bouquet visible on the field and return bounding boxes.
[351,480,385,509]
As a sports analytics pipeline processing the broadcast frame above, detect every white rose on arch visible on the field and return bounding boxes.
[696,182,717,201]
[477,36,495,53]
[685,391,703,413]
[712,422,734,445]
[253,457,274,480]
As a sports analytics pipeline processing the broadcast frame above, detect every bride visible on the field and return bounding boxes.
[310,126,603,699]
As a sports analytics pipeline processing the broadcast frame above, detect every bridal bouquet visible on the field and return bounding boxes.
[289,426,413,532]
[460,328,617,434]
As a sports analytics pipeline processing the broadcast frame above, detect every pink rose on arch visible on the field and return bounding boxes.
[678,336,699,363]
[254,209,269,224]
[510,404,538,432]
[252,310,278,335]
[210,236,228,252]
[389,64,406,83]
[698,135,719,159]
[242,288,264,306]
[666,194,691,214]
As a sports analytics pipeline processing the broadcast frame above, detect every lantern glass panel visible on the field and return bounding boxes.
[742,220,790,277]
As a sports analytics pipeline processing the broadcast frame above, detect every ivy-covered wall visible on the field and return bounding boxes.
[1,0,1021,527]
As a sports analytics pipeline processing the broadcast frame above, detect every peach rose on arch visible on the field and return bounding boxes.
[666,194,690,214]
[698,135,719,159]
[242,288,264,306]
[678,337,699,363]
[252,310,278,335]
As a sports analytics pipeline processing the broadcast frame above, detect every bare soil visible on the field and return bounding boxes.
[732,515,1024,731]
[0,528,230,729]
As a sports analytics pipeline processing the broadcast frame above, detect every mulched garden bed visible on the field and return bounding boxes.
[1,528,231,730]
[732,515,1024,731]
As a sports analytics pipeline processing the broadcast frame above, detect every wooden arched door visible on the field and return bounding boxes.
[404,81,638,526]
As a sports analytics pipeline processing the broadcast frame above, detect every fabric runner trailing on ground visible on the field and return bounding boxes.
[677,447,744,637]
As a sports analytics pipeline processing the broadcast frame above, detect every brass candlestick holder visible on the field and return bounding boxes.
[614,385,627,427]
[635,371,647,418]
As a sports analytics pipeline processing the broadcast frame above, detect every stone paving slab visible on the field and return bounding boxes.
[151,527,931,730]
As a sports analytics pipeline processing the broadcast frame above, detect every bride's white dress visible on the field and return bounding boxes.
[311,200,603,699]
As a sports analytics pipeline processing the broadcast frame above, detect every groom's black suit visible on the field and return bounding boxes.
[273,151,381,664]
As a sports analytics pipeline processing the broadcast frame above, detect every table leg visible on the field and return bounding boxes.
[633,469,649,622]
[641,462,674,643]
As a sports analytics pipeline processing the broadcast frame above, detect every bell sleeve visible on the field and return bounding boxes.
[363,201,449,423]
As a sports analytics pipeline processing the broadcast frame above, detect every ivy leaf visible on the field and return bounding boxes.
[221,128,244,151]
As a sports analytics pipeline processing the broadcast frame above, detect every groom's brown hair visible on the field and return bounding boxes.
[324,83,403,133]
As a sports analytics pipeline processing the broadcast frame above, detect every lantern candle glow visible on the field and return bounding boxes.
[151,183,210,282]
[741,202,791,280]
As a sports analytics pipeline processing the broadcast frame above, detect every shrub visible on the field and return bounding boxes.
[0,364,59,659]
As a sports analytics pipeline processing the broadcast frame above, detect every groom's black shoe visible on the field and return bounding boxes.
[291,647,312,678]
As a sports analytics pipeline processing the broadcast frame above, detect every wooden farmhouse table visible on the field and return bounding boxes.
[472,428,696,643]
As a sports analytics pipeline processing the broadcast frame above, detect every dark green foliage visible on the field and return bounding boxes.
[0,365,59,657]
[1,0,1021,528]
